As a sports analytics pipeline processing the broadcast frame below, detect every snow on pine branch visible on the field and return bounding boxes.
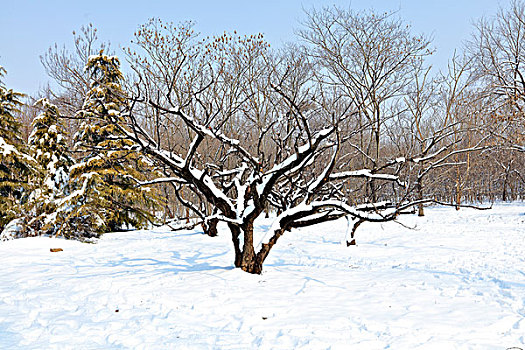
[0,137,18,157]
[0,137,36,165]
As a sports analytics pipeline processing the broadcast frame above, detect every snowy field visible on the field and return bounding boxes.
[0,203,524,349]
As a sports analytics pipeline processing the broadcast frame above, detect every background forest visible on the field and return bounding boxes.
[0,3,524,273]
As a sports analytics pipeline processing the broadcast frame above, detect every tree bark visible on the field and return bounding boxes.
[230,224,285,274]
[251,228,285,274]
[239,221,257,273]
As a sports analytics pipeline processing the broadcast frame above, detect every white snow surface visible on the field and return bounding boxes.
[0,203,524,349]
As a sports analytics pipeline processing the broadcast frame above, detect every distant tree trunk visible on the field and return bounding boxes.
[502,163,511,201]
[416,175,425,217]
[180,190,190,224]
[455,163,462,211]
[369,179,378,203]
[455,188,462,210]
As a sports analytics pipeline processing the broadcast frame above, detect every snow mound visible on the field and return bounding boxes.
[0,218,25,241]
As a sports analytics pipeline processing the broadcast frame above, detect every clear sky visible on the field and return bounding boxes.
[0,0,507,95]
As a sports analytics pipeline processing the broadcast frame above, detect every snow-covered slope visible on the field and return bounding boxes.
[0,203,524,349]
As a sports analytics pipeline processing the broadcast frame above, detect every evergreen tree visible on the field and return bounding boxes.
[25,98,74,235]
[0,67,34,231]
[57,54,158,238]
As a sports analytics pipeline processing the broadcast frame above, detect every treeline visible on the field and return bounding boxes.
[0,4,524,271]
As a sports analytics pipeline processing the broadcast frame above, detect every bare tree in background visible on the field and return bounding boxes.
[41,24,110,123]
[469,0,525,150]
[402,54,494,214]
[298,6,432,202]
[466,0,525,200]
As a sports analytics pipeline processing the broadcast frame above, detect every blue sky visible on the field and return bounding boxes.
[0,0,506,95]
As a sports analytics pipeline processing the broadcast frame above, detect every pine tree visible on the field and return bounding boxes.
[0,67,35,231]
[57,54,158,238]
[25,98,74,235]
[29,99,73,196]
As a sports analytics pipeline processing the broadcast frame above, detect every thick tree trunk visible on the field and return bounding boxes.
[231,223,284,274]
[238,221,257,273]
[250,228,284,274]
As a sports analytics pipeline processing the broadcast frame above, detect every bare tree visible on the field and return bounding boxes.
[98,16,438,274]
[400,54,494,214]
[298,6,432,202]
[468,0,525,151]
[41,24,110,124]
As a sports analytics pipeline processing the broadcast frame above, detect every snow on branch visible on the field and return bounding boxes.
[253,127,335,197]
[150,101,260,168]
[329,169,398,181]
[256,199,397,249]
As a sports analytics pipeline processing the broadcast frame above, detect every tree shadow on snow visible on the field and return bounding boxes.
[114,254,233,274]
[73,250,234,278]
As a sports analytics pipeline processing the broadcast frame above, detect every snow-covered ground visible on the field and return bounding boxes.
[0,203,524,349]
